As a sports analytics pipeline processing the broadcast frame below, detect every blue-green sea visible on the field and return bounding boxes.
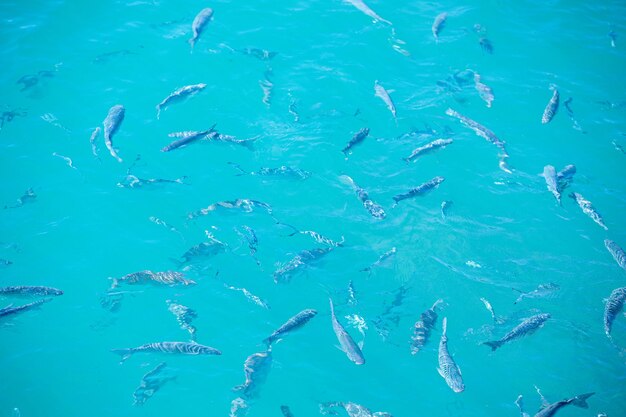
[1,1,625,416]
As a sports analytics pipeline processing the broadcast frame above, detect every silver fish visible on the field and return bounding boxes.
[89,126,100,159]
[441,200,452,219]
[112,341,221,363]
[360,247,396,273]
[188,199,272,219]
[437,317,464,393]
[513,283,560,304]
[374,80,396,119]
[233,348,272,398]
[132,362,176,406]
[543,165,560,204]
[556,164,576,192]
[264,309,317,345]
[342,127,369,155]
[541,85,559,124]
[609,29,617,48]
[167,300,198,341]
[189,8,213,50]
[0,285,63,297]
[392,176,445,206]
[344,0,392,25]
[483,313,551,351]
[234,225,258,256]
[229,398,248,417]
[156,83,206,119]
[432,12,447,42]
[229,163,311,180]
[605,239,626,271]
[410,299,443,354]
[320,401,393,417]
[176,235,227,267]
[224,284,270,310]
[329,298,365,365]
[515,394,531,417]
[339,175,386,219]
[273,247,334,283]
[569,192,608,230]
[282,224,344,247]
[474,72,494,107]
[603,286,626,340]
[161,126,217,152]
[102,104,125,162]
[259,69,273,106]
[0,298,51,318]
[533,392,594,417]
[403,138,453,163]
[112,270,195,288]
[480,297,504,325]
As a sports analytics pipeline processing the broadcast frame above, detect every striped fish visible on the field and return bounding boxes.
[161,127,216,152]
[410,299,443,354]
[273,247,333,283]
[264,309,317,345]
[188,198,273,219]
[437,317,464,393]
[603,286,626,340]
[339,175,386,219]
[112,270,195,288]
[403,138,453,163]
[0,298,51,319]
[541,85,559,124]
[342,128,369,156]
[167,300,198,341]
[360,247,397,273]
[345,0,392,25]
[534,392,595,417]
[189,8,213,50]
[0,285,63,297]
[280,406,295,417]
[474,72,494,107]
[329,298,365,365]
[156,83,207,119]
[89,126,100,159]
[569,192,608,230]
[111,341,221,363]
[605,239,626,271]
[483,313,551,351]
[392,176,445,206]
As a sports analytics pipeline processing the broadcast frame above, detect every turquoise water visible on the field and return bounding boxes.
[1,0,626,416]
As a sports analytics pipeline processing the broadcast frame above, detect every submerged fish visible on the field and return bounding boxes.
[189,8,213,50]
[161,126,217,152]
[374,81,396,119]
[603,286,626,340]
[0,298,51,319]
[569,192,608,230]
[441,200,453,219]
[188,199,272,220]
[533,392,594,417]
[432,12,447,42]
[229,163,311,180]
[342,128,369,156]
[5,188,36,209]
[112,341,221,363]
[233,348,272,398]
[563,98,585,133]
[176,235,227,267]
[604,239,626,271]
[556,164,576,192]
[280,406,295,417]
[282,224,344,247]
[234,225,259,257]
[474,72,494,107]
[112,270,195,289]
[264,309,317,345]
[273,247,334,283]
[344,0,392,25]
[483,313,551,351]
[360,247,397,273]
[410,299,443,354]
[132,362,176,406]
[479,37,494,54]
[374,285,409,341]
[102,104,125,162]
[329,298,365,365]
[240,47,277,61]
[403,138,453,163]
[541,85,559,124]
[0,259,12,268]
[437,317,464,393]
[320,401,393,417]
[156,83,206,119]
[513,283,560,304]
[0,285,63,297]
[392,176,445,206]
[117,174,187,189]
[90,127,100,159]
[339,175,386,219]
[543,165,561,204]
[167,300,198,341]
[480,297,504,325]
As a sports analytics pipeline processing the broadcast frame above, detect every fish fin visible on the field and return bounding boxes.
[357,340,364,350]
[482,341,500,351]
[535,385,549,408]
[111,348,133,363]
[436,367,444,378]
[571,392,594,408]
[441,317,447,337]
[329,297,335,316]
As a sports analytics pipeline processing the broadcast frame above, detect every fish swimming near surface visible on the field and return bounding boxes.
[224,284,270,310]
[344,0,392,25]
[280,405,295,417]
[156,83,206,119]
[555,164,576,192]
[112,341,221,363]
[513,283,560,304]
[569,192,608,230]
[89,127,100,159]
[189,8,213,50]
[403,138,453,163]
[532,392,594,417]
[392,176,445,207]
[233,348,273,398]
[410,299,443,354]
[264,309,317,345]
[479,36,493,54]
[563,98,585,133]
[339,175,386,219]
[102,104,125,162]
[603,286,626,340]
[541,85,559,124]
[273,247,334,283]
[483,313,551,351]
[167,300,198,341]
[188,199,273,220]
[329,298,365,365]
[432,12,447,42]
[360,247,397,273]
[480,297,504,325]
[437,317,464,393]
[132,362,176,406]
[240,47,277,61]
[111,270,195,289]
[342,128,369,156]
[161,125,217,152]
[117,174,187,189]
[234,225,259,257]
[175,235,227,267]
[542,165,561,204]
[441,200,453,219]
[5,188,36,209]
[374,285,409,341]
[0,285,63,297]
[229,162,311,180]
[604,239,626,272]
[0,298,52,319]
[374,81,396,119]
[320,401,393,417]
[474,72,494,107]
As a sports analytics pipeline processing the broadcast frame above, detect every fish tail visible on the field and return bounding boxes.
[329,297,335,315]
[188,37,196,51]
[482,341,501,351]
[111,348,133,363]
[156,106,161,120]
[571,392,594,408]
[441,316,447,337]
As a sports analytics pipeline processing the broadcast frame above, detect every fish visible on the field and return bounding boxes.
[483,313,551,351]
[347,280,357,305]
[240,47,277,61]
[432,12,447,42]
[0,259,12,268]
[189,8,213,50]
[320,401,393,417]
[342,128,369,156]
[132,362,176,406]
[392,176,445,206]
[374,81,396,119]
[515,394,531,417]
[360,247,397,273]
[149,216,183,237]
[344,0,392,25]
[288,96,300,122]
[156,83,207,119]
[102,104,125,162]
[0,298,52,319]
[569,192,608,230]
[480,297,504,325]
[609,30,617,48]
[374,285,409,341]
[5,188,36,209]
[281,224,344,247]
[563,98,585,133]
[280,406,295,417]
[0,108,26,130]
[111,270,195,289]
[273,247,334,283]
[188,199,273,220]
[52,152,76,170]
[541,85,559,124]
[513,283,560,304]
[339,175,386,219]
[474,72,494,107]
[234,225,259,257]
[167,300,198,341]
[612,140,626,154]
[403,138,453,163]
[233,348,272,398]
[264,309,317,345]
[229,163,311,180]
[437,317,464,393]
[410,299,443,354]
[533,392,594,417]
[161,125,217,152]
[0,285,63,297]
[556,164,576,192]
[224,284,270,309]
[229,398,248,417]
[89,127,100,159]
[479,37,494,54]
[329,298,365,365]
[441,200,452,219]
[603,286,626,340]
[117,174,187,189]
[604,239,626,271]
[112,341,221,363]
[542,165,561,204]
[176,235,227,267]
[259,69,273,106]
